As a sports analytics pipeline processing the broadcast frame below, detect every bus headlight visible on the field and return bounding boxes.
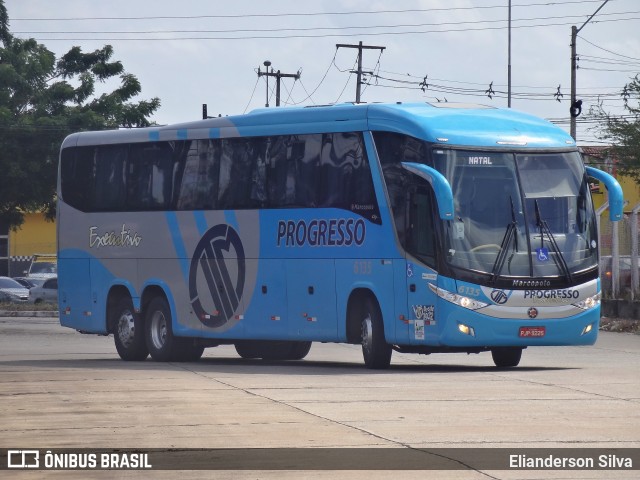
[573,292,601,311]
[429,285,488,311]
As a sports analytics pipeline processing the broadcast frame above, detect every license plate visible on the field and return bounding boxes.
[519,326,546,338]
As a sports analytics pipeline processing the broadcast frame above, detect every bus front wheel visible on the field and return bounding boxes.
[113,297,148,361]
[491,347,522,368]
[361,298,392,369]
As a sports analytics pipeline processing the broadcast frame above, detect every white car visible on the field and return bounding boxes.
[29,277,58,304]
[0,276,30,304]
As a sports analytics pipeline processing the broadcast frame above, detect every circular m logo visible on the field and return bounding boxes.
[490,289,509,305]
[189,224,245,327]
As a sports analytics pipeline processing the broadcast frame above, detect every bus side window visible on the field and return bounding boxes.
[267,134,322,208]
[294,135,322,207]
[60,147,95,211]
[177,140,219,210]
[218,138,254,209]
[383,164,409,247]
[407,183,437,268]
[250,138,268,207]
[127,144,173,210]
[319,132,375,211]
[95,145,127,210]
[266,136,285,206]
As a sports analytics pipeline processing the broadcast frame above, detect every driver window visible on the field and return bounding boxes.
[407,183,437,268]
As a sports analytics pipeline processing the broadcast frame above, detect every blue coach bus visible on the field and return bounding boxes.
[57,103,623,369]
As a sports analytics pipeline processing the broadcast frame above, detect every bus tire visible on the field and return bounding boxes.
[288,341,312,360]
[259,341,297,361]
[112,297,148,361]
[145,296,179,362]
[177,340,205,362]
[361,297,392,369]
[235,340,311,361]
[491,347,522,368]
[235,341,261,359]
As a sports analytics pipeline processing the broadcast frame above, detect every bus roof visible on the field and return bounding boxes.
[62,102,576,150]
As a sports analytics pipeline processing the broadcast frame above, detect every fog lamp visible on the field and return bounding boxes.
[581,323,594,336]
[458,323,475,337]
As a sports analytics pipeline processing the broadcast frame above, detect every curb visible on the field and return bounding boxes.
[0,310,58,318]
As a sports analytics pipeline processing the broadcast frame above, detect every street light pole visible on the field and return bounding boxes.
[570,0,610,140]
[263,60,271,107]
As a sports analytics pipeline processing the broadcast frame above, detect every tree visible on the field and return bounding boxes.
[590,75,640,183]
[0,0,160,229]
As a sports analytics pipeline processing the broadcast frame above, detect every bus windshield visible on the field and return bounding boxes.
[432,149,598,280]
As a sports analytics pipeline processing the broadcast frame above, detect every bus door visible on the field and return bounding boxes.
[404,182,440,345]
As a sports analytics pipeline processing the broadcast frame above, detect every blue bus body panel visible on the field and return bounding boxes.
[58,102,601,352]
[435,300,599,347]
[63,103,576,149]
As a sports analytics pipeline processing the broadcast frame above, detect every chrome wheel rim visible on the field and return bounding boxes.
[361,314,373,355]
[150,311,167,350]
[117,311,135,348]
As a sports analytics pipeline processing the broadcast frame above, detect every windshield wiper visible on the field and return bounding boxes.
[490,196,519,284]
[534,199,573,283]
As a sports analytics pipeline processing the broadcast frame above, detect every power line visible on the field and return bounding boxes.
[19,12,640,40]
[15,11,640,36]
[11,0,617,21]
[285,51,337,105]
[580,55,640,67]
[580,67,640,72]
[578,34,640,61]
[242,75,261,114]
[371,68,628,97]
[365,70,631,104]
[30,16,640,41]
[333,58,357,104]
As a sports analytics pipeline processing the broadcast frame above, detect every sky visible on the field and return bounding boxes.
[4,0,640,145]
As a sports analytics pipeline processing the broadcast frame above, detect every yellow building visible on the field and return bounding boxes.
[582,146,640,212]
[582,146,640,257]
[2,212,56,277]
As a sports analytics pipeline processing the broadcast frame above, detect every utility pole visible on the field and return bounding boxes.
[508,0,512,108]
[570,0,610,140]
[336,41,385,103]
[257,61,301,107]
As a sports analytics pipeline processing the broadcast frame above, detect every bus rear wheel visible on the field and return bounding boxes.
[361,298,392,369]
[288,341,312,360]
[145,296,180,362]
[234,341,261,359]
[491,347,523,368]
[113,297,148,361]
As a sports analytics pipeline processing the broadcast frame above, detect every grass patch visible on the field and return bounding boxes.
[0,302,58,311]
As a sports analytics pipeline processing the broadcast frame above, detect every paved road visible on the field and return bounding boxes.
[0,316,638,479]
